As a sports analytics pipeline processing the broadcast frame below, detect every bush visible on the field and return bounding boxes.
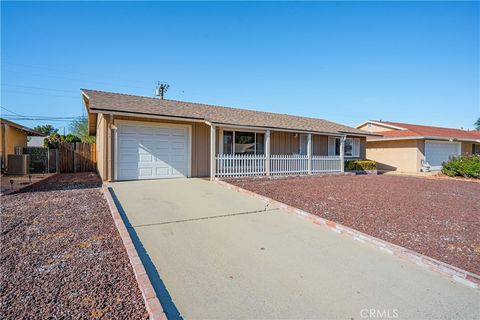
[441,155,480,178]
[345,159,377,171]
[43,133,82,148]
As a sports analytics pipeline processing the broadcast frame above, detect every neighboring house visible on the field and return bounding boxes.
[28,136,46,147]
[0,118,44,172]
[357,120,480,172]
[82,89,374,181]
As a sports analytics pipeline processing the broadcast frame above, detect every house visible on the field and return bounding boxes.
[28,136,46,147]
[81,89,375,181]
[0,118,44,172]
[356,120,480,172]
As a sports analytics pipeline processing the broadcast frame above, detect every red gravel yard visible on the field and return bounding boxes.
[229,175,480,275]
[1,173,148,319]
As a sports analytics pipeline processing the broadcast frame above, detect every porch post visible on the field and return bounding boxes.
[210,125,216,181]
[265,130,271,175]
[307,133,312,174]
[340,135,345,172]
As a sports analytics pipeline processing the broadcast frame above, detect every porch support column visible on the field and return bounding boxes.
[307,133,312,174]
[265,130,271,175]
[210,124,216,181]
[340,135,346,172]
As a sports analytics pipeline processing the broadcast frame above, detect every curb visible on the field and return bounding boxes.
[215,179,480,290]
[102,185,167,320]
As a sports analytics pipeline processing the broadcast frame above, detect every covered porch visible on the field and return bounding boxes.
[209,125,363,179]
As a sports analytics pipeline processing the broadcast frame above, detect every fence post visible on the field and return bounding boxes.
[340,136,345,172]
[56,148,60,173]
[265,130,271,176]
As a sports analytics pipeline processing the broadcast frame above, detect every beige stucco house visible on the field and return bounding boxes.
[82,89,375,181]
[0,118,43,172]
[357,120,480,173]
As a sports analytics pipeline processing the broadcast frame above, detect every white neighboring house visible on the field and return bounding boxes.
[28,136,45,147]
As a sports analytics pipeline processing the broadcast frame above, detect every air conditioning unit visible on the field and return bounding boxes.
[7,154,30,175]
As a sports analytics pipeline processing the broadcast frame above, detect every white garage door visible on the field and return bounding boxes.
[117,122,190,180]
[425,140,461,170]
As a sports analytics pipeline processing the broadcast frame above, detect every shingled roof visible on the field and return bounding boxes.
[365,121,480,142]
[81,89,373,136]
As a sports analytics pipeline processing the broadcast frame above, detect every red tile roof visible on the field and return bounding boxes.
[369,121,480,141]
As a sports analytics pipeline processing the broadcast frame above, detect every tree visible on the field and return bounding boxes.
[33,124,58,136]
[68,117,95,143]
[475,117,480,130]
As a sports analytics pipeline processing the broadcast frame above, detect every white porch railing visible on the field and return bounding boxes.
[216,154,267,177]
[215,154,342,177]
[270,155,309,175]
[312,156,342,173]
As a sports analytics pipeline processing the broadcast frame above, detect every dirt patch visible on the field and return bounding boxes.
[0,173,148,319]
[229,175,480,275]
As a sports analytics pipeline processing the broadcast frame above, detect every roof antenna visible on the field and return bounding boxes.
[155,82,169,99]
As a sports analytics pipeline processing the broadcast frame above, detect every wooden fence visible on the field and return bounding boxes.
[59,142,96,173]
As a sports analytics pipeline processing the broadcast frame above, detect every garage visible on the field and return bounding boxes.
[425,140,461,170]
[116,122,190,180]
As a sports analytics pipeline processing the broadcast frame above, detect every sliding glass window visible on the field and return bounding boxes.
[222,131,265,155]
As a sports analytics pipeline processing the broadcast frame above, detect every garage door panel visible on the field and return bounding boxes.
[117,123,189,180]
[425,141,460,170]
[138,167,154,177]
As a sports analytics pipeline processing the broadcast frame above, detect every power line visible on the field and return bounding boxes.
[2,62,155,88]
[3,64,153,90]
[1,106,25,117]
[1,83,78,93]
[2,89,79,99]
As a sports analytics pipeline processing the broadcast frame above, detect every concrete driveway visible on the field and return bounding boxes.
[109,179,480,320]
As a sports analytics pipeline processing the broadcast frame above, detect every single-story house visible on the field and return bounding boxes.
[356,120,480,172]
[81,89,375,181]
[0,118,44,172]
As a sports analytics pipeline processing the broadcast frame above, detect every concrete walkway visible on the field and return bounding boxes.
[109,178,480,320]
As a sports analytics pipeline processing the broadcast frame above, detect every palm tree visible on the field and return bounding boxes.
[475,117,480,130]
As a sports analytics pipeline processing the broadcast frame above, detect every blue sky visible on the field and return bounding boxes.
[1,1,479,133]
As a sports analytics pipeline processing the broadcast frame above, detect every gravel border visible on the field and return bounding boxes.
[0,173,149,319]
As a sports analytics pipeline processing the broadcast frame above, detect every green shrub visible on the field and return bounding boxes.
[345,159,377,171]
[441,155,480,178]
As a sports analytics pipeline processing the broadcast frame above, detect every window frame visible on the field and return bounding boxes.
[220,129,266,155]
[328,136,360,157]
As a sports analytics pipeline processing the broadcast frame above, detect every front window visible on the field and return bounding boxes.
[329,137,360,157]
[222,130,265,155]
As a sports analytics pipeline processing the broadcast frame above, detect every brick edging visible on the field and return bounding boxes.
[215,179,480,290]
[101,185,167,320]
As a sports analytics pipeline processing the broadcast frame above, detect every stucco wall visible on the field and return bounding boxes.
[366,139,423,172]
[357,122,396,133]
[461,142,480,155]
[0,123,28,168]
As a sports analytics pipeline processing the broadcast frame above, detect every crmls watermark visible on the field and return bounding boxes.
[360,308,399,319]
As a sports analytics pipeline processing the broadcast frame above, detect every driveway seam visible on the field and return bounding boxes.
[132,207,279,228]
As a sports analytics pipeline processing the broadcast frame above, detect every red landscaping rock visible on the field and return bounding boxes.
[0,173,148,319]
[228,175,480,275]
